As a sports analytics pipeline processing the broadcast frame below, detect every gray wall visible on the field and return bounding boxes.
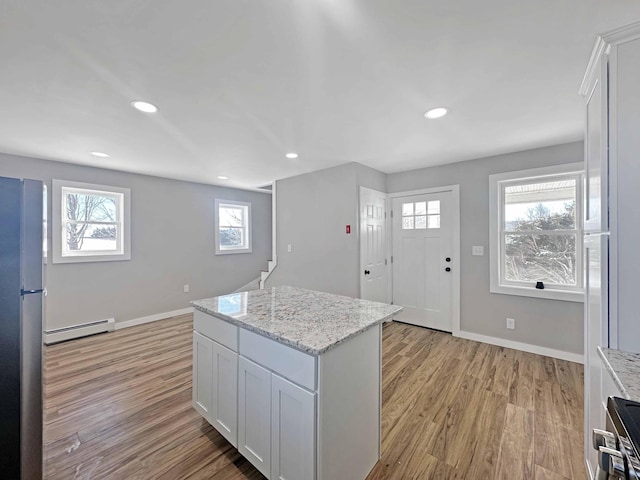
[269,142,584,355]
[387,142,584,354]
[267,163,360,297]
[0,153,271,330]
[267,162,389,297]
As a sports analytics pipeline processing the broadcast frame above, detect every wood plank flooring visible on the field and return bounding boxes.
[43,315,586,479]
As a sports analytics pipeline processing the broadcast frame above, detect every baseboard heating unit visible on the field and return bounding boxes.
[44,318,115,345]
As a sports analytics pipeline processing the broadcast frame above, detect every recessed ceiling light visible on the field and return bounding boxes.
[424,107,448,119]
[217,175,229,180]
[286,153,298,159]
[131,100,158,113]
[90,151,110,158]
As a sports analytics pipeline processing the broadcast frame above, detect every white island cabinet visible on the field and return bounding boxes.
[191,286,401,480]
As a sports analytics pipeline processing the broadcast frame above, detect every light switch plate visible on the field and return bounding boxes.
[472,246,484,256]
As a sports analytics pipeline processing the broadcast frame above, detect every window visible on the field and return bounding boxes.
[52,180,131,264]
[401,200,440,229]
[215,199,252,254]
[489,163,584,302]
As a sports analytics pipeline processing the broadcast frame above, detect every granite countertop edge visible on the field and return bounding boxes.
[192,302,400,356]
[597,346,640,401]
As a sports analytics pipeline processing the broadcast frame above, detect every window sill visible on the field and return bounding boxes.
[215,248,252,255]
[490,284,584,303]
[52,252,131,264]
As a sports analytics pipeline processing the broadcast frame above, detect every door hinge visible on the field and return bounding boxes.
[391,255,394,264]
[384,211,387,219]
[390,210,393,218]
[384,258,388,265]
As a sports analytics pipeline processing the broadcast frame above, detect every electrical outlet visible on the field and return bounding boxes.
[506,317,515,330]
[287,244,292,253]
[183,284,190,293]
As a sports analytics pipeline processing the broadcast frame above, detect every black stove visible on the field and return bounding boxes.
[596,397,640,479]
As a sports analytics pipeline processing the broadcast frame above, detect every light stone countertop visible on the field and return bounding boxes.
[191,286,402,355]
[598,347,640,402]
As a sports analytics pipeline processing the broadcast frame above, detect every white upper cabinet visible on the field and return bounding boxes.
[581,52,608,233]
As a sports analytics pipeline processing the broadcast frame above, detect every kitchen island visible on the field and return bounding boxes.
[191,286,401,480]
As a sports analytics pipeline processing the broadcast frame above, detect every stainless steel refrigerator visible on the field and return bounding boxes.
[0,176,44,479]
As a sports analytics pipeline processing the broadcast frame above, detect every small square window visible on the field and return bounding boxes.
[216,199,252,254]
[402,202,414,216]
[414,202,426,215]
[402,216,414,229]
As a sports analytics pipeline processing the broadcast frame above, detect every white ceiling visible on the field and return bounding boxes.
[1,1,639,190]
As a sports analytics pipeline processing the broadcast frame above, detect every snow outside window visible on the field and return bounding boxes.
[52,180,131,264]
[489,163,584,302]
[215,199,252,254]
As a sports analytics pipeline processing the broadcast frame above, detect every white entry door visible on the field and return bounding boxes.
[392,191,454,331]
[359,187,388,303]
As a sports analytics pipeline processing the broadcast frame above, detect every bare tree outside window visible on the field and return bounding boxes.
[216,200,251,254]
[219,206,245,247]
[64,192,118,252]
[504,201,577,285]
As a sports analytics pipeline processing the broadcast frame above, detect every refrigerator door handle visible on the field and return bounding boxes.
[21,288,44,296]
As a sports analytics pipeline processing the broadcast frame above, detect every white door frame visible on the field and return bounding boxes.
[359,186,389,303]
[388,185,460,336]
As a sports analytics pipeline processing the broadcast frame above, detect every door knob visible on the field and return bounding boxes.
[364,270,371,275]
[445,267,451,272]
[445,257,451,262]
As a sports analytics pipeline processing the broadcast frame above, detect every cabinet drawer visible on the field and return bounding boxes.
[194,309,238,352]
[239,329,316,391]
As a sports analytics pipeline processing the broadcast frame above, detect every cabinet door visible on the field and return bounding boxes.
[211,341,238,447]
[193,332,214,421]
[271,374,316,480]
[238,356,272,478]
[584,234,608,477]
[584,54,608,233]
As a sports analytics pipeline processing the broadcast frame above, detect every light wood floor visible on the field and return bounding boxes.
[43,315,586,479]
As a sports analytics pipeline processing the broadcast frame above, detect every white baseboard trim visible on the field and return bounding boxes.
[455,330,584,364]
[45,318,115,344]
[114,307,194,330]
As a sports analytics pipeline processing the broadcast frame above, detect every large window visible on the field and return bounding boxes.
[52,180,131,263]
[215,199,252,254]
[489,163,584,302]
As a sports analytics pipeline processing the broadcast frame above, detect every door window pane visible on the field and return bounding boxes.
[427,215,440,229]
[414,202,426,215]
[402,216,414,229]
[427,201,440,215]
[402,203,414,216]
[415,215,426,229]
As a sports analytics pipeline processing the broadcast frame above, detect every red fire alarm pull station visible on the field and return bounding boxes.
[346,225,351,234]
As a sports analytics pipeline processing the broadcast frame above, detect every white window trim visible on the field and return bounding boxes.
[489,163,584,303]
[52,179,131,264]
[215,199,252,255]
